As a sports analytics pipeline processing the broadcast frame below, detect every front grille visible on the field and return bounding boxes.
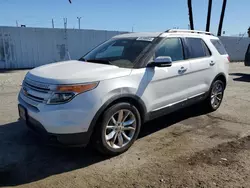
[21,78,52,106]
[24,81,50,93]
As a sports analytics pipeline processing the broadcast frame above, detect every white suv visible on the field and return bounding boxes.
[18,29,229,155]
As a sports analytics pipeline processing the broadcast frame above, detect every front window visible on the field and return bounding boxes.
[152,38,184,62]
[80,38,152,68]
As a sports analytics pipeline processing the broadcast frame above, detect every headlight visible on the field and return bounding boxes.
[47,82,98,104]
[47,92,76,104]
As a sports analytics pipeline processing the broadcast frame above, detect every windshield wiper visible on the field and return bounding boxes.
[85,59,113,65]
[79,57,86,61]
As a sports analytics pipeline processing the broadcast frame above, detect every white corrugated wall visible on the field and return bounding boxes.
[219,36,250,62]
[0,26,126,69]
[0,26,249,69]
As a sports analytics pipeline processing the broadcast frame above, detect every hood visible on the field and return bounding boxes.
[26,60,132,85]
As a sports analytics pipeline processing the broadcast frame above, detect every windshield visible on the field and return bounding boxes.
[80,38,152,68]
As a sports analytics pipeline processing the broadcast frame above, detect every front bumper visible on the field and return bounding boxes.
[18,89,100,134]
[17,89,101,147]
[21,109,91,147]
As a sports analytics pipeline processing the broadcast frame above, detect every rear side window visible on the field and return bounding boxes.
[210,39,227,55]
[186,38,211,58]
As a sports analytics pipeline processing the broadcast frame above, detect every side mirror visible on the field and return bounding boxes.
[147,56,172,67]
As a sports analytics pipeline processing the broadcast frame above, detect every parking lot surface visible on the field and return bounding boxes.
[0,63,250,188]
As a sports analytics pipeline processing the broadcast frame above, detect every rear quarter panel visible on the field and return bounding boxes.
[203,36,229,85]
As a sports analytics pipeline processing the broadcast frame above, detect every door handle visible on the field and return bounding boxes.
[210,61,215,66]
[178,67,187,74]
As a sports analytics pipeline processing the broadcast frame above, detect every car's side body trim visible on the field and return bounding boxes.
[152,92,206,112]
[145,92,207,121]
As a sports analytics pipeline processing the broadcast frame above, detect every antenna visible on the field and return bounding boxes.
[63,18,70,61]
[63,18,67,29]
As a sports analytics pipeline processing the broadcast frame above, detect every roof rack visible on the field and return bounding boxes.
[165,29,214,36]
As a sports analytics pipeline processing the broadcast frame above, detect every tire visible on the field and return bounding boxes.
[203,80,225,112]
[92,102,141,156]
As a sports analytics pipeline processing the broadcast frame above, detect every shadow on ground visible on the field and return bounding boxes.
[230,73,250,82]
[0,68,30,73]
[0,104,207,186]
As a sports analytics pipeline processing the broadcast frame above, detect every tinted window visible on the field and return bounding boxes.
[96,45,124,58]
[211,39,227,55]
[154,38,184,61]
[81,38,151,68]
[187,38,210,58]
[202,41,211,56]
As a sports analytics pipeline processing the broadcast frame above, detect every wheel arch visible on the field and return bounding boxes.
[88,94,147,139]
[212,73,227,89]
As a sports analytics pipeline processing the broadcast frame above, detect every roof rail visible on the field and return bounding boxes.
[165,29,214,36]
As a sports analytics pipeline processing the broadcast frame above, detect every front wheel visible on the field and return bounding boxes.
[92,102,141,156]
[203,80,225,112]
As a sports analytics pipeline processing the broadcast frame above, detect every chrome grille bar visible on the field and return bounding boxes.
[21,78,52,106]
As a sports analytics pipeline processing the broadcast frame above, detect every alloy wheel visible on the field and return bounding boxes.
[105,109,136,149]
[210,82,223,109]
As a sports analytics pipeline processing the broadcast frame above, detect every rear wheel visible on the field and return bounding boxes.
[92,102,141,156]
[204,80,225,111]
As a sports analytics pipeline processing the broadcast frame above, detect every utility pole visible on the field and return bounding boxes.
[63,18,67,29]
[16,20,19,27]
[52,19,54,28]
[77,17,82,29]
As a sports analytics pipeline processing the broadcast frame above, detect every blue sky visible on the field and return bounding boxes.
[0,0,248,35]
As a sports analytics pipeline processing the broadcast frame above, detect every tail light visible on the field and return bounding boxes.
[227,55,230,62]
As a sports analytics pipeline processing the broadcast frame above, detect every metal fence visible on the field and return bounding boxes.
[0,26,249,69]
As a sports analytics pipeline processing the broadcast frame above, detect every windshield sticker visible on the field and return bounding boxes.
[136,37,155,42]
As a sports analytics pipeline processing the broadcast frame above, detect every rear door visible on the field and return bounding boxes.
[184,37,216,97]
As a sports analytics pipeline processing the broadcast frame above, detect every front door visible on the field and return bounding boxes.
[146,37,191,112]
